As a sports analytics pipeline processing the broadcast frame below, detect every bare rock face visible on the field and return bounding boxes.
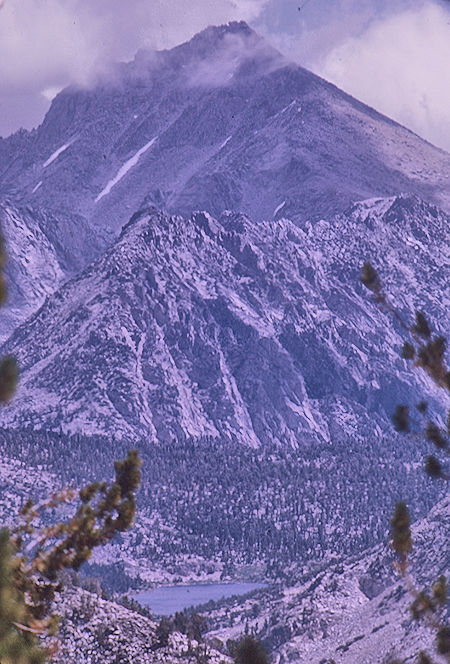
[0,195,447,447]
[0,201,101,342]
[0,22,448,362]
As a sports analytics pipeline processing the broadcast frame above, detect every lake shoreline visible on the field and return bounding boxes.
[133,581,268,616]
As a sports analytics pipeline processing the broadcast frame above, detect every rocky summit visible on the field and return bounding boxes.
[1,21,449,262]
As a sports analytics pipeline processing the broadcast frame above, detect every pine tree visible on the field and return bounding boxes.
[0,230,141,662]
[0,529,47,664]
[0,451,141,663]
[361,262,449,663]
[234,636,269,664]
[153,617,173,649]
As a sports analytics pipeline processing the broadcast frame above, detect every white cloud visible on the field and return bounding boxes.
[314,2,450,151]
[185,28,283,88]
[262,0,377,67]
[41,86,63,102]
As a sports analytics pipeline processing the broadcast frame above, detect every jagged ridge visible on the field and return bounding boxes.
[0,195,448,447]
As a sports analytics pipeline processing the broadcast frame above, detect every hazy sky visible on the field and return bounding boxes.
[0,0,449,151]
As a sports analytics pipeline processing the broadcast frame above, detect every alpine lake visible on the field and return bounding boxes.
[134,582,267,615]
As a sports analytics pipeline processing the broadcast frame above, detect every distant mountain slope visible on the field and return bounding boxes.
[0,202,100,342]
[0,21,448,349]
[0,21,448,254]
[0,195,447,444]
[0,201,102,342]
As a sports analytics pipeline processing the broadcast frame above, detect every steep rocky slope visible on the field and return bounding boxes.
[1,21,448,352]
[0,196,447,445]
[0,201,102,342]
[52,587,229,664]
[204,496,450,663]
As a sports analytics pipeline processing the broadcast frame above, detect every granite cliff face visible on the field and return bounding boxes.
[0,201,101,342]
[1,21,448,352]
[0,195,447,446]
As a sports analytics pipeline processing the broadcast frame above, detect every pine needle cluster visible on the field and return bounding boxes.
[0,451,141,663]
[361,262,449,663]
[0,230,141,662]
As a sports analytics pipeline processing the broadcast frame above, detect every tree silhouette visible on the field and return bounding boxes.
[0,230,141,663]
[361,262,449,663]
[234,636,269,664]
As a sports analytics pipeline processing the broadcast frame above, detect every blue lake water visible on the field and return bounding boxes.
[134,582,266,615]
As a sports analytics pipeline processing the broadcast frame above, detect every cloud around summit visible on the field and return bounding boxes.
[0,0,449,152]
[0,0,269,137]
[260,0,450,152]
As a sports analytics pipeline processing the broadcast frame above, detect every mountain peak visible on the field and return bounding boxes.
[2,15,450,255]
[192,20,255,40]
[130,20,279,81]
[155,20,281,71]
[193,21,256,39]
[171,21,258,53]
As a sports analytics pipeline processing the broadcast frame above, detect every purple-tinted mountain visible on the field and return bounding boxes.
[0,21,449,258]
[0,201,101,342]
[0,195,447,444]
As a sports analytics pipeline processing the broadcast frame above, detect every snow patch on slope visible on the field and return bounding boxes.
[273,200,286,217]
[95,138,157,202]
[43,140,75,168]
[219,135,232,150]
